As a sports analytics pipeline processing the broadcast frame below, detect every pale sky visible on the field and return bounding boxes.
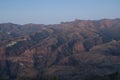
[0,0,120,24]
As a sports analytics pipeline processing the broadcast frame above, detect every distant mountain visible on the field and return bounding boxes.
[0,18,120,80]
[0,23,45,38]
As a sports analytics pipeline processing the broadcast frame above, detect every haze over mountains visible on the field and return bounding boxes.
[0,18,120,80]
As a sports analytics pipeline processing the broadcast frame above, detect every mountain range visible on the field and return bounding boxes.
[0,19,120,80]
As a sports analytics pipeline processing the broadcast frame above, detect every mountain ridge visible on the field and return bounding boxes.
[0,18,120,80]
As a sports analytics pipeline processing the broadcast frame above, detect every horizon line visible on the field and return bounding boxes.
[0,18,120,25]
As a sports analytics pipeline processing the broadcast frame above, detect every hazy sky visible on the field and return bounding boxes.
[0,0,120,24]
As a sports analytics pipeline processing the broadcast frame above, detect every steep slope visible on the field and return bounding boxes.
[0,19,120,80]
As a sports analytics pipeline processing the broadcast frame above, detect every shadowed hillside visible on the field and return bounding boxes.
[0,19,120,80]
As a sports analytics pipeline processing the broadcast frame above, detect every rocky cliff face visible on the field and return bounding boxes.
[0,19,120,80]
